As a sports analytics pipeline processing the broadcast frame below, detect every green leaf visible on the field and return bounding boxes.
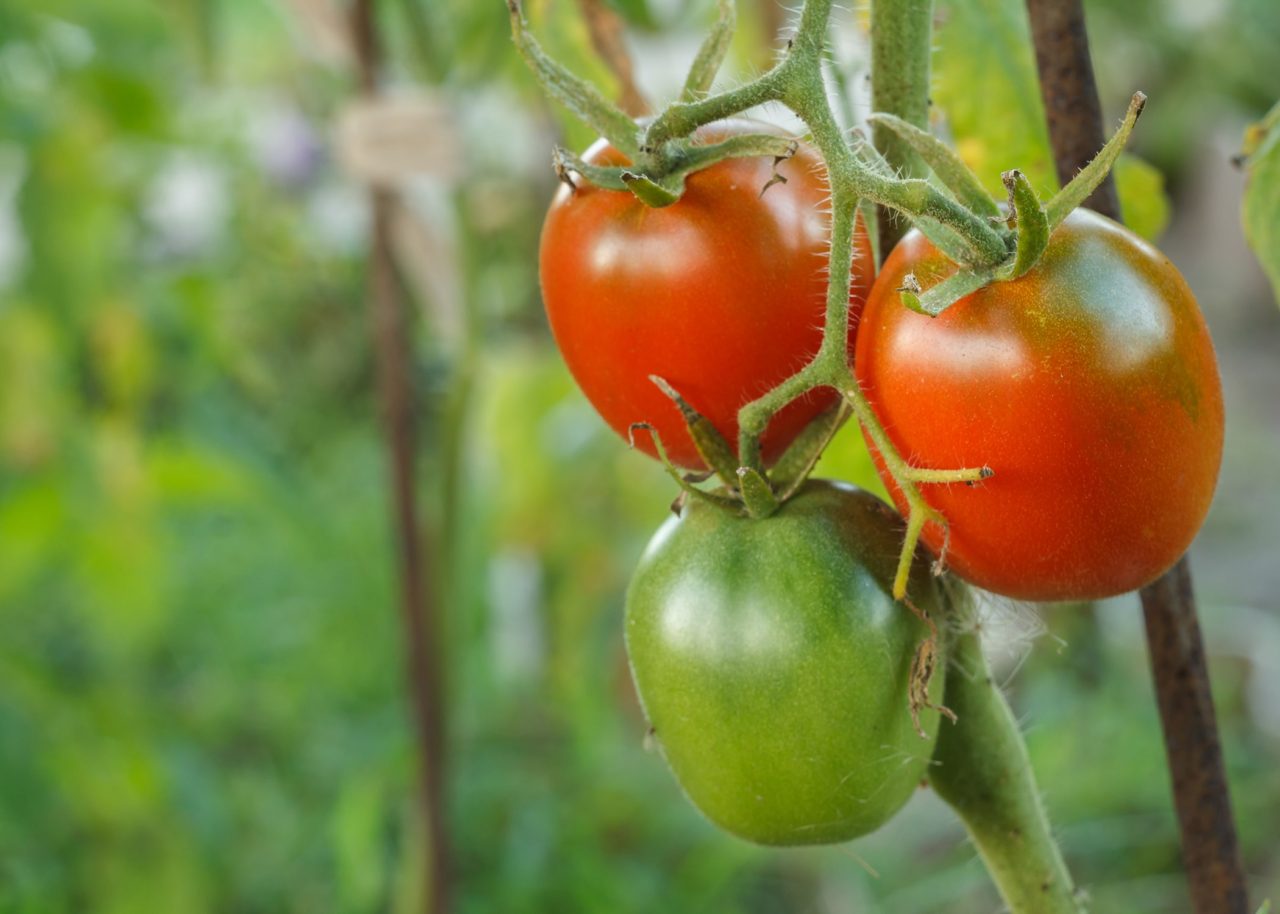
[1241,101,1280,307]
[935,1,1170,242]
[1114,153,1171,241]
[933,0,1056,199]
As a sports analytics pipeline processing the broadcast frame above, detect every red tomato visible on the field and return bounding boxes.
[540,121,874,469]
[854,208,1224,601]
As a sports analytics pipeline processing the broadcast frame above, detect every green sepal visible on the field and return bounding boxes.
[1044,91,1146,231]
[650,375,740,486]
[900,267,997,318]
[674,133,798,177]
[552,146,630,190]
[866,113,1001,218]
[913,214,989,267]
[1000,169,1048,279]
[623,172,683,207]
[681,0,735,103]
[736,466,780,518]
[771,401,851,503]
[508,0,640,159]
[628,423,740,511]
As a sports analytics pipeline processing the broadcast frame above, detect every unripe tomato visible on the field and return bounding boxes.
[625,481,944,846]
[854,208,1225,602]
[540,121,874,469]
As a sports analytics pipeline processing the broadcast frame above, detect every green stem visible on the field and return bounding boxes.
[643,70,785,148]
[870,0,934,253]
[931,602,1086,914]
[791,81,1007,266]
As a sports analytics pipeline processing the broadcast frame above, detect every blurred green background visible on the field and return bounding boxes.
[1,0,1277,911]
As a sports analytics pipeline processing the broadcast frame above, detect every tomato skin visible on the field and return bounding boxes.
[539,122,874,469]
[625,481,943,846]
[854,208,1225,602]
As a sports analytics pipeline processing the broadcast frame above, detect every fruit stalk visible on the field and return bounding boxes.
[930,606,1086,914]
[863,3,1081,905]
[869,0,932,255]
[1025,2,1248,910]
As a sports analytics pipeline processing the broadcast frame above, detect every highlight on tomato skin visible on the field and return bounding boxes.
[538,120,876,470]
[854,207,1225,603]
[624,480,944,847]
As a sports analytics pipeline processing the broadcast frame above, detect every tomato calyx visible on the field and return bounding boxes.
[889,92,1147,318]
[513,1,801,208]
[631,376,849,521]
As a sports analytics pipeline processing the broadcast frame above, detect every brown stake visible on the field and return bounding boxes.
[350,2,451,912]
[576,0,650,116]
[1025,2,1248,912]
[1025,0,1119,218]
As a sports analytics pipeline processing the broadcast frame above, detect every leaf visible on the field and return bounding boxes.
[1241,101,1280,307]
[933,0,1056,198]
[935,3,1171,237]
[1114,153,1171,241]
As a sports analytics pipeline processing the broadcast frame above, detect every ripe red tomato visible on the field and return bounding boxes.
[854,208,1224,602]
[540,121,874,469]
[625,480,944,845]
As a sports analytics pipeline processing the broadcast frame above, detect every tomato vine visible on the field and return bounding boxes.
[509,1,1177,910]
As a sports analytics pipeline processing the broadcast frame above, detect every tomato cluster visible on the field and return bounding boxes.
[538,126,1223,846]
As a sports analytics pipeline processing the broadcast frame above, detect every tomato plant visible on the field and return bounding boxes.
[625,481,943,846]
[854,208,1225,602]
[539,121,874,469]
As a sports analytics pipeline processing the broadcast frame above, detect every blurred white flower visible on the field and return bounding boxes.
[304,180,369,255]
[142,153,231,258]
[44,18,95,68]
[0,146,29,290]
[248,99,324,189]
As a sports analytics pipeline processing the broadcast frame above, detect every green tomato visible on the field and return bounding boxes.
[625,480,945,846]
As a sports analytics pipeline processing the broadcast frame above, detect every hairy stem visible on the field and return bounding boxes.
[931,607,1086,914]
[870,0,933,254]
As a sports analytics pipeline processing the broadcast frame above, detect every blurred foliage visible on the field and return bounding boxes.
[0,0,1277,912]
[932,0,1169,239]
[1240,101,1280,306]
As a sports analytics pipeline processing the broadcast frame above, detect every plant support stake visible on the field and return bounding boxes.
[1025,1,1248,910]
[351,1,452,911]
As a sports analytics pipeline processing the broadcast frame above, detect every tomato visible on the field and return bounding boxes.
[539,121,874,469]
[625,480,944,846]
[854,208,1224,602]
